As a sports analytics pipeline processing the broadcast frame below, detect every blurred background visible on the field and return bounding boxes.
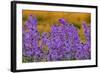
[22,10,91,43]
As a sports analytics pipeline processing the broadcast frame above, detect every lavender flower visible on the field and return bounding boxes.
[23,15,91,62]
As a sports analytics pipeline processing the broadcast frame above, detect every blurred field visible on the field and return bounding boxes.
[22,10,91,43]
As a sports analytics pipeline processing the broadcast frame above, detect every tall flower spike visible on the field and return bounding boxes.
[59,18,67,25]
[29,15,38,27]
[82,22,90,41]
[82,22,88,34]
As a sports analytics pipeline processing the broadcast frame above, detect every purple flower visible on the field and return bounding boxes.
[59,18,67,25]
[82,22,91,41]
[29,15,38,26]
[23,16,91,62]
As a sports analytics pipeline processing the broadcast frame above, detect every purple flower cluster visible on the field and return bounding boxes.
[23,15,91,62]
